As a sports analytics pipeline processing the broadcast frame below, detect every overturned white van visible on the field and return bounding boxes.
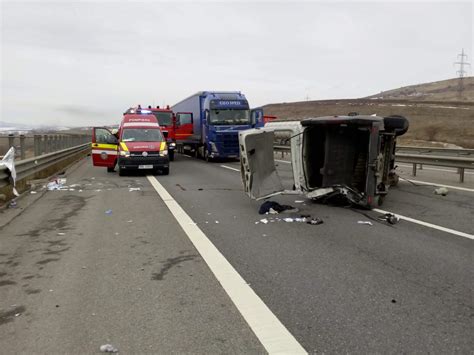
[238,115,409,209]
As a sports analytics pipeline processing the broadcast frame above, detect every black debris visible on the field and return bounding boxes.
[259,201,297,215]
[307,218,324,225]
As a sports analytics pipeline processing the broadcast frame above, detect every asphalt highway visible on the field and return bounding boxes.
[0,154,473,353]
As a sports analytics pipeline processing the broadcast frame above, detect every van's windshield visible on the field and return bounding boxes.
[122,128,163,142]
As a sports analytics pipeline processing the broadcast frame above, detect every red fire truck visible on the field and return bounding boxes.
[124,105,176,161]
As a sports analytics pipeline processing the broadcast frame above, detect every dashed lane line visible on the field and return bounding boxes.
[400,179,474,192]
[146,175,307,354]
[220,164,241,172]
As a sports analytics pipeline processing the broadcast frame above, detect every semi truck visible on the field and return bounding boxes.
[172,91,264,161]
[124,105,176,161]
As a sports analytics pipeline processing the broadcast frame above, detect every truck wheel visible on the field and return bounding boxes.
[107,166,115,173]
[169,150,174,161]
[204,150,211,162]
[162,167,169,175]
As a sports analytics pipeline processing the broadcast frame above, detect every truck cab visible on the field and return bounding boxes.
[92,114,169,176]
[239,115,409,209]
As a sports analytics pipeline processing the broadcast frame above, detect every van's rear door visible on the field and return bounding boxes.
[91,127,118,167]
[239,129,284,199]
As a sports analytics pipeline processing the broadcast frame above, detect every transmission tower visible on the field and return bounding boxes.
[454,48,471,98]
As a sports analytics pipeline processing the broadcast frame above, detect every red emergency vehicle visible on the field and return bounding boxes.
[124,105,176,161]
[92,114,169,176]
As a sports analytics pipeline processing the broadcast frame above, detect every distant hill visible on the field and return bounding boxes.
[263,78,474,148]
[365,77,474,102]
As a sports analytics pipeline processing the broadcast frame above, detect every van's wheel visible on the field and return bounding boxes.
[162,167,169,175]
[107,166,115,173]
[118,166,125,176]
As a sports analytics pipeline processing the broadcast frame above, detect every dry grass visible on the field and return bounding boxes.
[263,99,474,148]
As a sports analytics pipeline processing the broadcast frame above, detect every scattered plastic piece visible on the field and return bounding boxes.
[294,200,305,203]
[268,208,279,214]
[358,221,373,226]
[129,187,141,192]
[215,221,219,224]
[434,187,448,196]
[114,232,119,235]
[307,218,324,225]
[57,232,66,236]
[105,209,113,215]
[294,217,307,222]
[8,200,17,208]
[378,213,400,225]
[260,218,269,224]
[100,344,118,353]
[127,220,133,223]
[30,191,37,194]
[15,313,21,317]
[283,218,294,222]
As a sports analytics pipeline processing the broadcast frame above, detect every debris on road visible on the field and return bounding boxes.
[46,178,67,191]
[283,218,294,222]
[260,218,269,224]
[434,187,449,196]
[357,221,373,226]
[105,209,113,215]
[307,218,324,225]
[57,232,66,236]
[99,344,118,353]
[8,200,17,208]
[30,191,37,194]
[259,201,298,215]
[127,220,133,223]
[378,213,400,225]
[215,221,219,224]
[294,200,305,203]
[129,187,141,192]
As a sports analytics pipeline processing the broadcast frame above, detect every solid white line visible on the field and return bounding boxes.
[220,164,240,172]
[275,159,291,164]
[400,179,474,192]
[373,208,474,240]
[146,175,307,354]
[398,163,474,175]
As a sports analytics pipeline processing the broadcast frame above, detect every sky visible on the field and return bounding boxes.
[1,0,472,126]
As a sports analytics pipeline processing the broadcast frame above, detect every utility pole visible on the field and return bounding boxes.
[454,48,471,99]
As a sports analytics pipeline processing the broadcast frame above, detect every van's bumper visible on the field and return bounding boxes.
[118,156,169,170]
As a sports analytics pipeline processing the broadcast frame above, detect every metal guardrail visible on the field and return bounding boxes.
[0,143,90,189]
[396,146,474,157]
[273,145,473,183]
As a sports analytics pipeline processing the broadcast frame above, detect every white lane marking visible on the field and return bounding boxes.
[400,179,474,192]
[220,164,240,172]
[398,163,474,175]
[373,208,474,240]
[146,175,307,354]
[275,159,291,164]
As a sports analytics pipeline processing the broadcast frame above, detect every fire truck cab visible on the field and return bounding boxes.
[124,105,176,161]
[92,114,169,176]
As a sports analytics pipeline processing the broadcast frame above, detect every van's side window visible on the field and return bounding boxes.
[95,128,116,144]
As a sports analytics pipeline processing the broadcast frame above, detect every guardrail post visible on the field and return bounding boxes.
[8,134,15,150]
[34,135,41,156]
[459,168,465,183]
[412,163,417,176]
[61,135,66,150]
[419,164,423,170]
[19,134,26,160]
[42,135,48,154]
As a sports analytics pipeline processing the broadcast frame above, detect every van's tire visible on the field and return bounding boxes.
[384,115,409,136]
[162,167,169,175]
[107,166,115,173]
